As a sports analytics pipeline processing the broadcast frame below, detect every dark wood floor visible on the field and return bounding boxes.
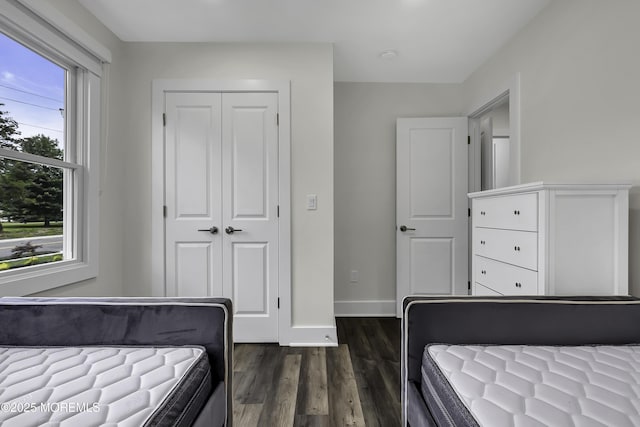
[233,317,401,426]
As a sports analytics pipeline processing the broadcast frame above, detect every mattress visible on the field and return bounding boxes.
[0,346,212,427]
[422,344,640,427]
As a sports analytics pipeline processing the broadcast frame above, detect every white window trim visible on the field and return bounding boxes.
[17,0,112,64]
[0,0,108,295]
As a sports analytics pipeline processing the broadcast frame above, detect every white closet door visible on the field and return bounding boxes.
[164,92,223,298]
[222,93,279,342]
[164,91,280,342]
[396,117,469,317]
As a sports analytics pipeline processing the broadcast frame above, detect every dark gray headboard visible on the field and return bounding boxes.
[403,296,640,386]
[401,296,640,426]
[0,297,232,419]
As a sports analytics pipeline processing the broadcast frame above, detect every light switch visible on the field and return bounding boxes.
[350,270,359,283]
[306,194,317,210]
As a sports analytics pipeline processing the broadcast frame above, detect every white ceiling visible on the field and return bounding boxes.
[79,0,550,83]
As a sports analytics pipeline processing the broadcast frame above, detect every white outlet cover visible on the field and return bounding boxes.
[350,270,358,283]
[306,194,317,210]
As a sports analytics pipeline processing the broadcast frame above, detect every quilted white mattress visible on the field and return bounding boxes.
[427,344,640,427]
[0,346,207,426]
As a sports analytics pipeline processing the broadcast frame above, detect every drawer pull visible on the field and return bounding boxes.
[514,246,521,251]
[481,270,486,275]
[515,282,522,288]
[514,210,520,215]
[480,211,486,216]
[480,240,486,245]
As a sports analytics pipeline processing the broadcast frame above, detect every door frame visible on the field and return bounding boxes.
[467,72,522,193]
[151,79,291,345]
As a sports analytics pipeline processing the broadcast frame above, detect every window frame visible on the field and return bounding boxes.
[0,0,104,295]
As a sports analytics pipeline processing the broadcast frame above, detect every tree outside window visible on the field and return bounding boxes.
[0,29,66,271]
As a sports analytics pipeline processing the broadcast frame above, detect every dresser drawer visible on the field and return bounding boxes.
[475,256,538,295]
[473,282,502,296]
[473,193,538,231]
[474,227,538,270]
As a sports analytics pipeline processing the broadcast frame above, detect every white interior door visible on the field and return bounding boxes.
[165,92,223,298]
[222,93,279,342]
[396,117,469,317]
[164,91,279,342]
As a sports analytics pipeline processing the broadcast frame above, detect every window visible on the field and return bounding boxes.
[0,1,105,295]
[0,33,67,271]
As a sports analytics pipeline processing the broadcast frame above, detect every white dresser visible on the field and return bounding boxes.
[469,182,630,296]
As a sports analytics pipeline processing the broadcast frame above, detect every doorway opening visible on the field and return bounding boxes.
[468,74,521,194]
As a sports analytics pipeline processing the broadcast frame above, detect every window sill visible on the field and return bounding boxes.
[0,260,98,296]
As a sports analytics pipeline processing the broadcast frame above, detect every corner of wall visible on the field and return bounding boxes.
[286,323,338,347]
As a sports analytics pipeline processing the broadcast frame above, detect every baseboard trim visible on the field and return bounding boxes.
[287,324,338,347]
[334,300,396,317]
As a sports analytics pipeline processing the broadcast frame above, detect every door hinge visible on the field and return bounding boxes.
[276,113,279,126]
[277,297,280,309]
[468,281,471,291]
[163,205,167,217]
[468,208,471,217]
[468,135,471,145]
[277,205,280,218]
[163,113,166,127]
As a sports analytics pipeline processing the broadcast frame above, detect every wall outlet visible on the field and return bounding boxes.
[350,270,359,283]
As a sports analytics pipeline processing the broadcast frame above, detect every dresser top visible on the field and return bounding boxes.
[468,181,632,198]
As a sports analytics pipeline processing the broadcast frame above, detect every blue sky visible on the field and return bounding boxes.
[0,32,65,146]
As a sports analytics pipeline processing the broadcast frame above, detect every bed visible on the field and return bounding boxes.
[402,296,640,427]
[0,297,232,426]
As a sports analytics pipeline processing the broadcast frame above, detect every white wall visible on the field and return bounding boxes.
[119,43,335,328]
[488,102,509,135]
[464,0,640,295]
[25,3,337,334]
[32,0,640,319]
[32,0,126,297]
[334,82,464,315]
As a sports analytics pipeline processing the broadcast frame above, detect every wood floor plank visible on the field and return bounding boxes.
[339,319,377,362]
[233,343,260,371]
[233,344,266,403]
[360,358,401,427]
[297,347,329,416]
[381,317,402,352]
[258,353,302,426]
[342,318,402,427]
[336,317,349,344]
[379,358,402,408]
[232,371,245,399]
[235,344,280,404]
[232,318,401,426]
[363,318,397,362]
[294,414,331,427]
[233,403,263,426]
[349,356,381,427]
[326,344,365,427]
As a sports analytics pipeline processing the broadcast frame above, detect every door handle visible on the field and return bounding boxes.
[399,225,416,232]
[197,226,218,234]
[225,226,243,234]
